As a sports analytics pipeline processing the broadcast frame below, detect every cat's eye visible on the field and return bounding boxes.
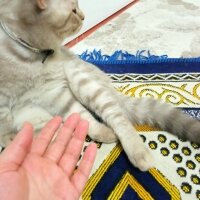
[72,9,77,14]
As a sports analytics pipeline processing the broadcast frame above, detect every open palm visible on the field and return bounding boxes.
[0,114,97,200]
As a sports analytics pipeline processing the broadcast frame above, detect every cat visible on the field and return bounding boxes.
[0,0,200,171]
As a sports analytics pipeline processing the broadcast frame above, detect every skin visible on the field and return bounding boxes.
[0,113,97,200]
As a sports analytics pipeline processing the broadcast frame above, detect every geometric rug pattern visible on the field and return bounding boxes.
[80,51,200,200]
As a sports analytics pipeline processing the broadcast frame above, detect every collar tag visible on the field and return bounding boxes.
[41,49,55,63]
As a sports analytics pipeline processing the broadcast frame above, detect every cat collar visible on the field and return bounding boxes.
[0,21,54,63]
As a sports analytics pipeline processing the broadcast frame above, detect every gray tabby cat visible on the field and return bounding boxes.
[0,0,199,171]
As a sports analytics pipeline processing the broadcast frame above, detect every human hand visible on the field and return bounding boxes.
[0,113,97,200]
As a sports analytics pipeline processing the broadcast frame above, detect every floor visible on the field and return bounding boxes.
[70,0,200,58]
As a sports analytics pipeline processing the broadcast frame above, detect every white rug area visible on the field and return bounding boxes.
[70,0,200,58]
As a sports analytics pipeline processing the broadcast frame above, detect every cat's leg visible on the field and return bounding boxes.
[34,87,117,143]
[76,91,153,171]
[26,84,117,143]
[12,104,53,133]
[1,104,53,146]
[64,64,153,171]
[116,93,200,144]
[98,102,154,171]
[64,101,118,143]
[0,107,14,147]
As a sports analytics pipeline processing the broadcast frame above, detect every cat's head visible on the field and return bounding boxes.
[17,0,85,40]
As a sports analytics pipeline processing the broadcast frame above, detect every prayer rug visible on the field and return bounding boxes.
[80,50,200,200]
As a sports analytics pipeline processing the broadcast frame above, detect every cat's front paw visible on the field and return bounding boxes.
[88,123,118,144]
[128,145,154,171]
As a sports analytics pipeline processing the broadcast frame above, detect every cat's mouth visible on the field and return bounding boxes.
[73,21,83,34]
[71,9,84,33]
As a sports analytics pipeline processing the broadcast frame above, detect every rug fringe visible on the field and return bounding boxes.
[79,49,200,64]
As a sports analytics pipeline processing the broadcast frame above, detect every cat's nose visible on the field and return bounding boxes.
[80,14,85,21]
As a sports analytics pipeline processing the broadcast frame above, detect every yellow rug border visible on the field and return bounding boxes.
[82,126,181,199]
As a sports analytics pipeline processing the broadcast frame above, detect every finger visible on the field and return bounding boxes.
[44,113,80,162]
[0,123,33,171]
[59,119,89,176]
[30,116,62,155]
[71,143,97,194]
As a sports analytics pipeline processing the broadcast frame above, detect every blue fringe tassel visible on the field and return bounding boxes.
[79,49,200,64]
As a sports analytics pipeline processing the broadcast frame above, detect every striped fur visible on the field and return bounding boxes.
[0,0,199,171]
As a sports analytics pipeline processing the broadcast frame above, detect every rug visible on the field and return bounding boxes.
[71,0,200,59]
[63,0,138,46]
[80,50,200,200]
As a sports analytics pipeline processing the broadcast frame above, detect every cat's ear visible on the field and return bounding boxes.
[36,0,47,10]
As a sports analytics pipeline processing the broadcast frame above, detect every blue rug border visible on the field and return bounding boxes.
[80,50,200,119]
[80,50,200,74]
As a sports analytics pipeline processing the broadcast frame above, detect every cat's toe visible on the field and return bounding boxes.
[89,124,118,143]
[130,147,154,171]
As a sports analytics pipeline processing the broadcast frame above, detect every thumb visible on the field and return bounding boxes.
[0,123,33,170]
